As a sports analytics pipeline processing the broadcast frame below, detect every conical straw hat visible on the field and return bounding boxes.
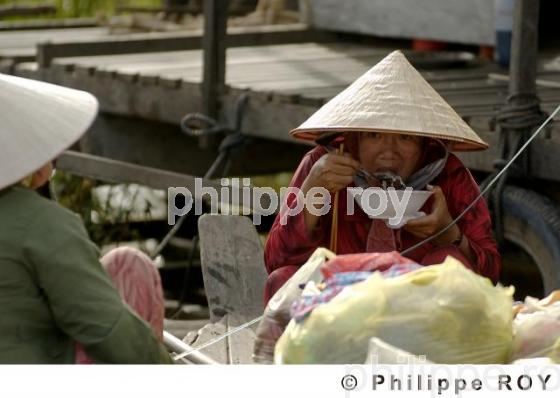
[0,74,98,190]
[291,50,488,151]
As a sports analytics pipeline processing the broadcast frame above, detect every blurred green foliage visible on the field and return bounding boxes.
[51,171,151,247]
[0,0,164,19]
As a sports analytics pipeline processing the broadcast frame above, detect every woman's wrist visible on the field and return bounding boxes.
[434,224,462,246]
[433,225,476,263]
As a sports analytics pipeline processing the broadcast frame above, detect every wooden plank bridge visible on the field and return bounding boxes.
[2,25,559,180]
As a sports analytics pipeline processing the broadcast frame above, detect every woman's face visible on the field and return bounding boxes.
[358,132,423,180]
[29,161,53,190]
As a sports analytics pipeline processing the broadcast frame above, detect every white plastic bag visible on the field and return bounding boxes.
[512,297,560,362]
[252,248,335,363]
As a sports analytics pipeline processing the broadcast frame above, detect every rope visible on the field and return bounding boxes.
[154,93,249,257]
[495,93,548,132]
[179,112,224,137]
[483,93,549,243]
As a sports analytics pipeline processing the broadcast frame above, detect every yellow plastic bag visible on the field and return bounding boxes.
[275,256,514,364]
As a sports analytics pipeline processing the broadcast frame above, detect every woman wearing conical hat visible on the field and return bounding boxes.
[263,51,500,303]
[0,74,171,364]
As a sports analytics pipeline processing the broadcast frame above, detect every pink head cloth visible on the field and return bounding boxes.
[100,247,165,340]
[75,247,164,364]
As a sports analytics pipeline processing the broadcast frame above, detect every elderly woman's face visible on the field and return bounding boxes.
[358,132,423,180]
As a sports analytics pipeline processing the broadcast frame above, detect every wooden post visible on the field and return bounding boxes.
[504,0,541,175]
[508,0,540,97]
[202,0,229,119]
[200,0,229,148]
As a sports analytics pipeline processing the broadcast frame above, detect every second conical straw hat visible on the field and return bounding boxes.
[291,50,488,151]
[0,73,98,190]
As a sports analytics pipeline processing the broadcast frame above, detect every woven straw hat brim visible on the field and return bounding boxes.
[292,127,488,151]
[290,50,488,152]
[0,74,99,190]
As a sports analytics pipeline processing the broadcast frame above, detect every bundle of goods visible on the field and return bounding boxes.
[253,249,418,363]
[274,254,514,364]
[255,246,560,364]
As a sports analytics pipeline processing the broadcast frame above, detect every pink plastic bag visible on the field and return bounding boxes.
[321,251,416,279]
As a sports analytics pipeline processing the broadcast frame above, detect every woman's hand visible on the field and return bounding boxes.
[302,152,360,194]
[403,185,461,245]
[300,152,359,235]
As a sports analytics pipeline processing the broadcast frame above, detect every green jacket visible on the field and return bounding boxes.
[0,186,172,364]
